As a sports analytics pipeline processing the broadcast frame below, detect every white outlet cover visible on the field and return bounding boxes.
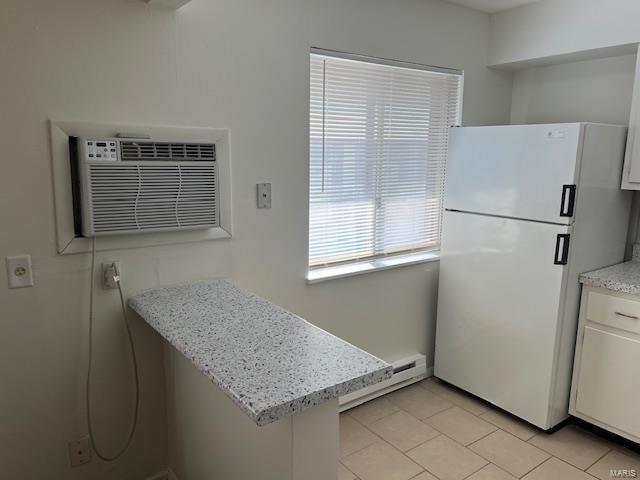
[102,262,121,290]
[68,437,91,467]
[6,255,34,288]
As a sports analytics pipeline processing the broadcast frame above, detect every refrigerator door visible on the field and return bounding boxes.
[434,210,570,429]
[445,124,583,224]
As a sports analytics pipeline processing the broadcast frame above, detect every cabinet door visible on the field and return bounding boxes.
[622,45,640,189]
[575,325,640,437]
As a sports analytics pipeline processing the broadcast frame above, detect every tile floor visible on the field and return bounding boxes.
[339,377,640,480]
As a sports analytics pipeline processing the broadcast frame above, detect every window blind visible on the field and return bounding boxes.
[309,50,463,268]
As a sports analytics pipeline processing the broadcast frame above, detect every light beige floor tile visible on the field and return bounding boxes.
[425,406,497,445]
[523,457,596,480]
[419,377,452,396]
[470,430,550,477]
[615,446,640,461]
[369,410,439,452]
[342,441,423,480]
[480,409,538,441]
[439,387,489,415]
[339,462,358,480]
[407,435,488,480]
[466,464,517,480]
[409,471,439,480]
[340,413,378,457]
[348,397,400,425]
[528,425,612,470]
[387,385,453,420]
[587,449,640,480]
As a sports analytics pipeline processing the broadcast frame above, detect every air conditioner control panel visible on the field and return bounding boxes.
[83,140,118,160]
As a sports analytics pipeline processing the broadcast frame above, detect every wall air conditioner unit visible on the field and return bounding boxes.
[74,137,218,237]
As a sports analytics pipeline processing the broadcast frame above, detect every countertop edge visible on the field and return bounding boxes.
[579,260,640,296]
[579,274,640,295]
[254,365,394,426]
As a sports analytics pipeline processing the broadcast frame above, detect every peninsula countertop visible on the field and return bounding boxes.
[580,245,640,295]
[128,279,392,426]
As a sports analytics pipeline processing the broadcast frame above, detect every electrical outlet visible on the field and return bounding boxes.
[102,261,122,290]
[68,437,91,467]
[6,255,34,288]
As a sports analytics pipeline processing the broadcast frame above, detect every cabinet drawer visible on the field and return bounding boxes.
[586,290,640,334]
[575,326,640,438]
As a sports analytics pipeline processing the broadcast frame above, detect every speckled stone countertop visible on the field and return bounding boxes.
[128,279,392,426]
[579,245,640,295]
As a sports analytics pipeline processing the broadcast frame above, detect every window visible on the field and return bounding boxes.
[308,49,463,275]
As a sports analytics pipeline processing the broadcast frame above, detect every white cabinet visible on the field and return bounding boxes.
[621,44,640,189]
[570,286,640,442]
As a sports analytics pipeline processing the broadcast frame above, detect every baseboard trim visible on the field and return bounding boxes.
[339,354,432,411]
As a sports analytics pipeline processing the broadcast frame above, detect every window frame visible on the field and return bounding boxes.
[307,48,464,281]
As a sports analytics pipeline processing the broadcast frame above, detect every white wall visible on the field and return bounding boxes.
[510,54,637,125]
[0,0,512,479]
[174,0,511,364]
[490,0,640,66]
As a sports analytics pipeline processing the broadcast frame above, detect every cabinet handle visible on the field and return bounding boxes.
[614,311,639,320]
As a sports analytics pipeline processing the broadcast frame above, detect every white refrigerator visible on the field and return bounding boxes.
[434,123,631,430]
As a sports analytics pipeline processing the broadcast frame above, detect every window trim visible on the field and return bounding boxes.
[307,48,463,276]
[307,249,440,284]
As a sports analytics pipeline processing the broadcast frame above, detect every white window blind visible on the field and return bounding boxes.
[309,50,463,268]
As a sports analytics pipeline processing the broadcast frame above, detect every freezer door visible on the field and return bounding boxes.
[434,210,570,429]
[445,124,582,224]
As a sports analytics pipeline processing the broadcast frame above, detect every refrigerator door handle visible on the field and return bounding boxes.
[554,234,570,265]
[559,185,577,217]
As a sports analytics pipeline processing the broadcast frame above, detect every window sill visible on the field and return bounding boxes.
[306,251,440,284]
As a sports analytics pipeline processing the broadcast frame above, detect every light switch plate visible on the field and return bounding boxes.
[257,183,271,209]
[6,255,34,288]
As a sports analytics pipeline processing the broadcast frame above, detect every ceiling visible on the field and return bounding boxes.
[445,0,540,13]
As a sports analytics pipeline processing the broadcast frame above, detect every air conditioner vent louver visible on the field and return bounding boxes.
[87,163,218,235]
[120,141,216,161]
[77,137,219,237]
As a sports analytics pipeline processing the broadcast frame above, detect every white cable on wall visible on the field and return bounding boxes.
[86,237,140,461]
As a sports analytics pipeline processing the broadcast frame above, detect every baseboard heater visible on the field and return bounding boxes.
[339,353,429,412]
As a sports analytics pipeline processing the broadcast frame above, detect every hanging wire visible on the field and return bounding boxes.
[86,237,140,461]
